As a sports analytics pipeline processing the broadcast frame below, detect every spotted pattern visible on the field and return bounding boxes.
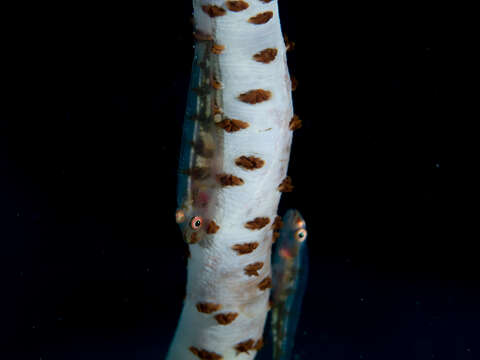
[181,1,295,355]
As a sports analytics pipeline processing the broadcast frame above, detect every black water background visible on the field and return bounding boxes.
[1,2,476,359]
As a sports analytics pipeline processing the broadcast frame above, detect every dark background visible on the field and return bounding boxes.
[1,2,476,359]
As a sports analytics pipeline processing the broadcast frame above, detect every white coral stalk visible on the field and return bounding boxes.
[167,1,293,359]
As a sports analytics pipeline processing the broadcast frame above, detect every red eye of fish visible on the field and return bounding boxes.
[294,229,307,242]
[190,216,203,230]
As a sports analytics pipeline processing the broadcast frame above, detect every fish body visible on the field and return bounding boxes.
[271,209,308,360]
[175,34,223,246]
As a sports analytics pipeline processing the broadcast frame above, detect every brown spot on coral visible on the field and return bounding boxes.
[214,312,239,325]
[206,220,220,234]
[189,346,223,360]
[232,242,259,255]
[202,5,226,17]
[278,176,294,192]
[226,1,249,11]
[244,262,264,276]
[253,48,278,63]
[272,216,283,231]
[234,339,255,354]
[245,217,270,230]
[196,302,222,314]
[260,0,273,3]
[284,35,295,51]
[235,156,265,170]
[238,89,271,104]
[216,173,244,186]
[211,78,222,89]
[289,114,302,130]
[211,43,225,54]
[272,231,280,243]
[193,31,213,41]
[190,232,199,244]
[291,76,298,91]
[254,338,264,350]
[258,277,272,291]
[248,11,273,24]
[216,118,249,132]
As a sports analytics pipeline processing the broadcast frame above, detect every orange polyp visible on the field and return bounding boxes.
[196,302,222,314]
[258,277,272,290]
[248,11,273,25]
[244,217,270,230]
[225,1,249,12]
[253,48,278,63]
[234,339,255,354]
[189,346,223,360]
[201,5,226,18]
[238,89,272,104]
[214,312,239,325]
[175,209,186,224]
